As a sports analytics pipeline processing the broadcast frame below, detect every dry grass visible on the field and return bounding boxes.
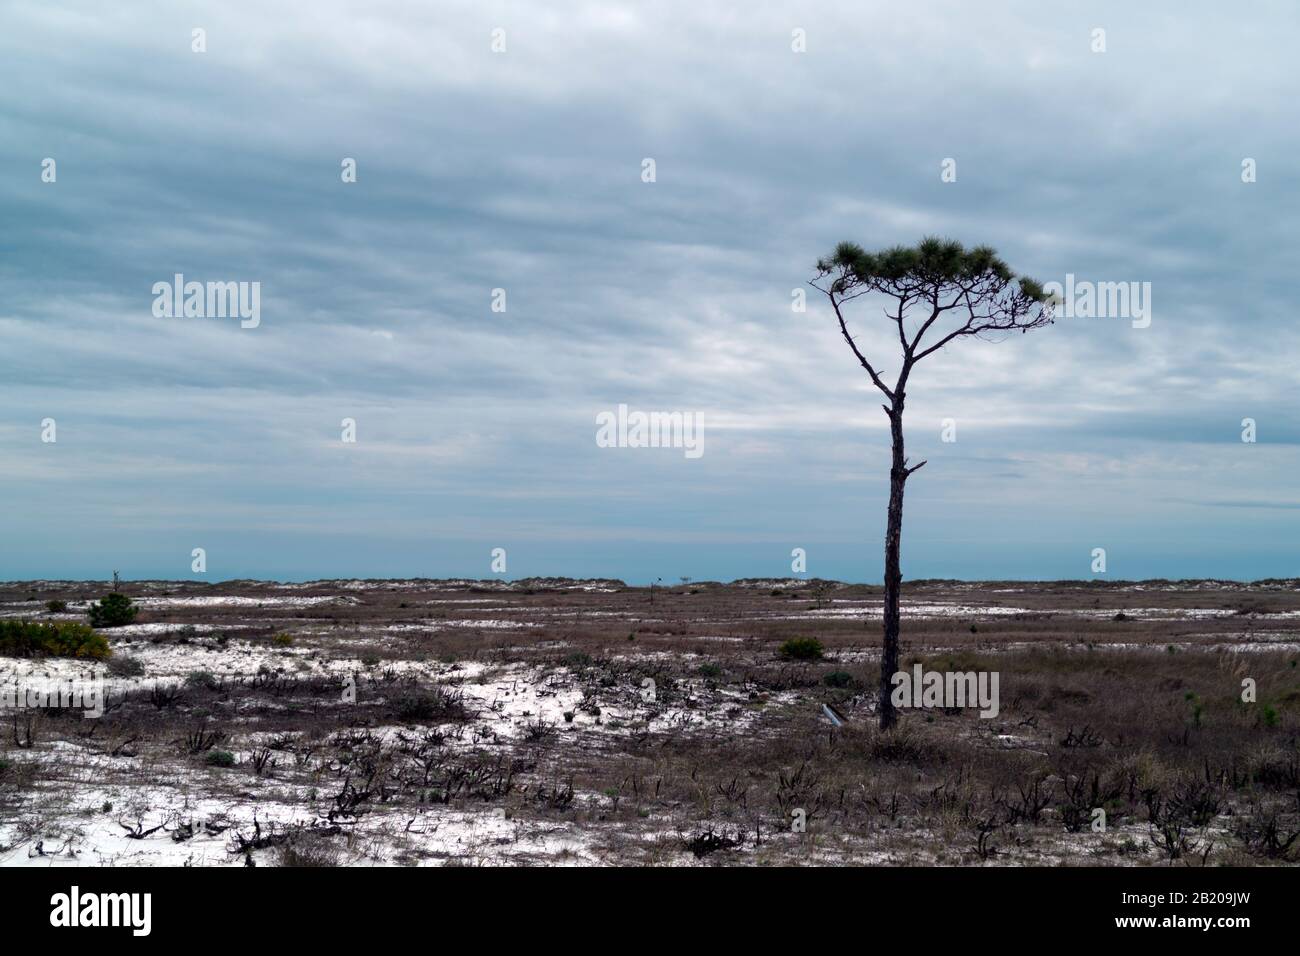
[1,577,1298,865]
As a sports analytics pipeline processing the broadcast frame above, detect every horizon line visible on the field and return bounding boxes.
[5,575,1299,588]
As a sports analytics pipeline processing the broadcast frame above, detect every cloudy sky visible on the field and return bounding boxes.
[2,1,1298,583]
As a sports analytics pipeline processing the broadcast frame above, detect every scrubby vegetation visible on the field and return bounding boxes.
[107,654,146,677]
[2,577,1300,866]
[779,636,824,660]
[0,620,110,659]
[87,592,137,628]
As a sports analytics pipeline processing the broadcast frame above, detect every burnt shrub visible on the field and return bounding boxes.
[391,685,471,722]
[870,729,941,765]
[107,654,146,677]
[277,833,342,867]
[184,670,221,691]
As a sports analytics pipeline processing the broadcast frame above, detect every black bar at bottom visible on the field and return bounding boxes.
[2,865,1280,942]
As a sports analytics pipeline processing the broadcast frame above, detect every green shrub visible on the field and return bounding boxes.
[698,663,723,679]
[823,670,855,688]
[779,637,824,661]
[44,599,68,613]
[0,620,111,659]
[206,750,236,768]
[87,593,137,628]
[271,632,294,647]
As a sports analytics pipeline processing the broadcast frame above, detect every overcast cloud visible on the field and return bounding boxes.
[2,1,1298,582]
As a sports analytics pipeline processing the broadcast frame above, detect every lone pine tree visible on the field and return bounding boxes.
[811,237,1053,730]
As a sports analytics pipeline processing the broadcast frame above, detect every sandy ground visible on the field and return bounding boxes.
[2,577,1298,866]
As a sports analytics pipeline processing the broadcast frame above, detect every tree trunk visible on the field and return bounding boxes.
[879,398,907,730]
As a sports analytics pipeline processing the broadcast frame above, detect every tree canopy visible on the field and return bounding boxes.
[811,237,1054,397]
[816,236,1049,302]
